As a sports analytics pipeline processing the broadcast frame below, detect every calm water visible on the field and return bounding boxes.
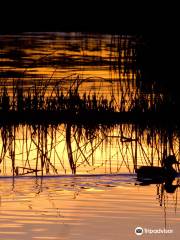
[0,32,137,81]
[0,175,179,240]
[0,32,179,239]
[0,32,179,176]
[1,123,179,176]
[0,32,138,105]
[0,32,142,176]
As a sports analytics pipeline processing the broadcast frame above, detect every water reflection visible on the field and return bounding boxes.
[0,122,180,176]
[0,31,180,240]
[0,175,179,239]
[0,32,137,83]
[1,33,179,174]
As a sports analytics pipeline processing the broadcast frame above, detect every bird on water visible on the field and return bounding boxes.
[135,155,179,181]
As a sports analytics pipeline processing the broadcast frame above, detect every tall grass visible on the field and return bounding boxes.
[0,77,178,120]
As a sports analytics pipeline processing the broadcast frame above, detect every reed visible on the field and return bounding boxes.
[0,120,179,176]
[0,77,179,126]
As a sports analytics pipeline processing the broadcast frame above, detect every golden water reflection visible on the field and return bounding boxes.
[0,176,179,239]
[0,123,179,176]
[0,31,179,240]
[0,32,138,111]
[0,32,137,82]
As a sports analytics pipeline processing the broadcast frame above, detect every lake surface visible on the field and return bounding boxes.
[0,32,179,239]
[0,32,142,176]
[0,175,179,240]
[1,122,179,176]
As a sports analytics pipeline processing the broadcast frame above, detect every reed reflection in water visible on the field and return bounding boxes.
[0,122,180,176]
[0,32,139,117]
[0,32,137,83]
[0,32,180,239]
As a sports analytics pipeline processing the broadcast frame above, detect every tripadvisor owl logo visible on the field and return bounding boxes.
[135,227,144,235]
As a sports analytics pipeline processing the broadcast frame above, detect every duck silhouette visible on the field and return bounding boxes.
[135,155,179,182]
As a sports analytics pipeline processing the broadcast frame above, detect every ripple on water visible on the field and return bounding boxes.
[0,175,179,240]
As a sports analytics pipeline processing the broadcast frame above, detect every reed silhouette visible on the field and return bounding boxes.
[0,121,179,176]
[0,77,179,127]
[0,33,180,177]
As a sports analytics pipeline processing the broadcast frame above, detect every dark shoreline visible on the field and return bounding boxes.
[1,110,179,126]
